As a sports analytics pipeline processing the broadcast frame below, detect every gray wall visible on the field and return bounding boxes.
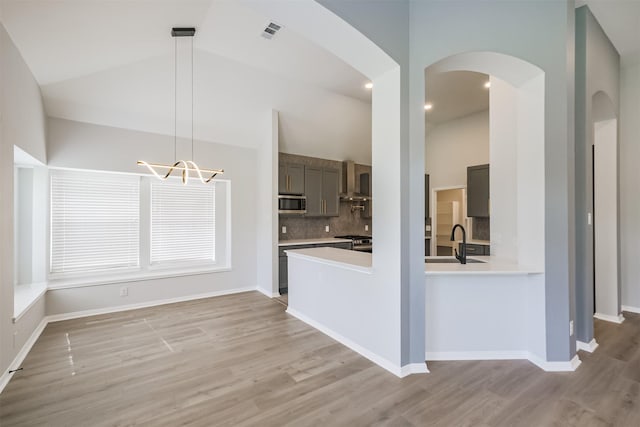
[0,22,48,379]
[574,5,620,343]
[319,0,578,364]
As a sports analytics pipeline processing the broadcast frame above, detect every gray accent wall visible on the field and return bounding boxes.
[574,5,620,344]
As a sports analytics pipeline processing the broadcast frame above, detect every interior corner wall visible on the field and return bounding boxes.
[0,22,47,379]
[256,110,278,296]
[45,118,258,315]
[410,0,575,362]
[620,61,640,312]
[574,5,620,343]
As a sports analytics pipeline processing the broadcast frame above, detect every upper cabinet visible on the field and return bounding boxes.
[467,164,490,217]
[305,166,340,217]
[279,163,305,194]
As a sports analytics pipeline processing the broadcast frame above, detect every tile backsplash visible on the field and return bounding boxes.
[279,152,372,240]
[472,217,490,241]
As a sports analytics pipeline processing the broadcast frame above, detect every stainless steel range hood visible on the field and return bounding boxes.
[340,160,371,202]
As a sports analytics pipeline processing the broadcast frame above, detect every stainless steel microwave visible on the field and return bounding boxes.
[278,195,306,214]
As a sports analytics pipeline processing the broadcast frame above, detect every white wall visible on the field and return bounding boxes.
[0,22,48,381]
[42,49,372,165]
[594,119,619,318]
[425,110,489,191]
[620,61,640,312]
[45,118,258,315]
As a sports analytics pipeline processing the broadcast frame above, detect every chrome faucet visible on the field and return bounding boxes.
[450,224,467,264]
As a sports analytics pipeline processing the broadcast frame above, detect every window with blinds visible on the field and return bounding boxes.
[150,180,215,265]
[50,171,140,274]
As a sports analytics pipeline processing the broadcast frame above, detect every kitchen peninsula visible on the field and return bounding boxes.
[285,247,553,374]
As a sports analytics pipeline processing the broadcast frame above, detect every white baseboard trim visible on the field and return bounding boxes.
[529,354,582,372]
[426,350,581,372]
[0,317,49,395]
[622,305,640,314]
[256,287,280,298]
[400,363,430,376]
[594,312,625,324]
[47,286,255,323]
[426,351,530,361]
[577,338,599,353]
[286,307,410,378]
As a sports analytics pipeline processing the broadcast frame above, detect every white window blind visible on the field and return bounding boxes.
[50,171,140,274]
[151,180,215,265]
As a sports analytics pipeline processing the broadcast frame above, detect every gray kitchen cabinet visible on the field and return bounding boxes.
[467,164,490,217]
[322,168,340,216]
[279,162,305,194]
[425,174,430,219]
[278,256,288,294]
[278,241,353,294]
[304,167,323,216]
[304,166,339,217]
[459,242,490,256]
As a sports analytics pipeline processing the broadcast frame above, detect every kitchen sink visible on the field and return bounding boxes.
[425,257,486,264]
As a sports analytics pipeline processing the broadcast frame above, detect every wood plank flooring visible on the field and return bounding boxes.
[1,291,639,426]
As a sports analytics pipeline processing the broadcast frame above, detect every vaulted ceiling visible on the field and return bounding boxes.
[0,0,372,156]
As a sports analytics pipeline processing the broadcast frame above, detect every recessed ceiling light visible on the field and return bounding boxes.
[365,82,373,89]
[484,81,491,89]
[424,103,433,111]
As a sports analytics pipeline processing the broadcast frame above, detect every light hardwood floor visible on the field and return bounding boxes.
[1,291,639,426]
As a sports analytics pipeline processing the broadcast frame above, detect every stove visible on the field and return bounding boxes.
[335,235,372,253]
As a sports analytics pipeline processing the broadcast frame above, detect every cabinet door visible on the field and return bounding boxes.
[278,164,287,193]
[278,256,288,294]
[304,167,323,216]
[287,163,305,194]
[322,168,340,216]
[425,174,430,219]
[467,164,490,217]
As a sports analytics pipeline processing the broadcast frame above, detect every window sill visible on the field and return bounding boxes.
[14,282,47,323]
[47,265,231,290]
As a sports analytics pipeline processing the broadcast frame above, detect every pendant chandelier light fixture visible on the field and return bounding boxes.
[138,27,223,184]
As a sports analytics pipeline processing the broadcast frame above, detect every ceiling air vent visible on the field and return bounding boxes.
[261,22,282,40]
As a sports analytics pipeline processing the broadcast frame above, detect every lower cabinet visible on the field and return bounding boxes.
[459,243,490,256]
[278,241,352,294]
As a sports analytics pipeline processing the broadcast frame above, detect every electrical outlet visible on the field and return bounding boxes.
[325,225,330,233]
[120,286,128,297]
[587,212,592,225]
[13,331,18,349]
[282,226,287,234]
[365,224,369,232]
[426,225,432,232]
[569,320,574,336]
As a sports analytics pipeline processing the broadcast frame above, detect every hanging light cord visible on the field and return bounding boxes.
[174,36,177,163]
[191,36,194,162]
[137,27,223,184]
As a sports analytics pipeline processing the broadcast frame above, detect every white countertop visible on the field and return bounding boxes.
[285,247,372,273]
[425,256,541,275]
[278,238,353,247]
[284,247,540,276]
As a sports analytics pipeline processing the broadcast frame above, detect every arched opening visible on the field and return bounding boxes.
[425,52,545,269]
[424,52,548,364]
[591,91,621,323]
